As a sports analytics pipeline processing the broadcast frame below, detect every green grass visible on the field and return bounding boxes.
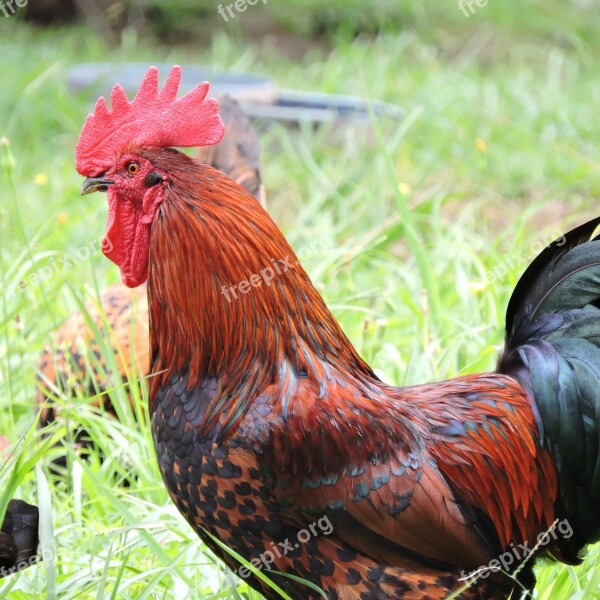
[2,1,600,597]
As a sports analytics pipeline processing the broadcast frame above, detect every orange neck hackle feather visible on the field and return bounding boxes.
[145,148,378,438]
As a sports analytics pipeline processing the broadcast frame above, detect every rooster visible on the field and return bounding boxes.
[75,65,600,599]
[37,95,263,437]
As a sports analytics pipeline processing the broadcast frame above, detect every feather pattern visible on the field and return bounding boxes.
[505,217,600,342]
[499,217,600,560]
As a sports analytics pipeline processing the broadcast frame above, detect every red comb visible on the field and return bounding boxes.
[75,65,224,176]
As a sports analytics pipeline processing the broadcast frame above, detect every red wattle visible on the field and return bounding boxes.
[103,193,151,288]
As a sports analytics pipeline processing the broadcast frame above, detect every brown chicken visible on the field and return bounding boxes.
[74,66,600,599]
[37,95,264,435]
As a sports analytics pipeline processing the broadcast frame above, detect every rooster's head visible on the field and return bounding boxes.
[75,65,225,287]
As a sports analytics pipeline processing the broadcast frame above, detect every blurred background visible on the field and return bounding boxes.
[1,1,600,598]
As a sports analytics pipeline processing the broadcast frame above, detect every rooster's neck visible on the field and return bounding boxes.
[144,154,377,436]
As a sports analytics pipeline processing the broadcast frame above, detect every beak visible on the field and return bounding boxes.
[80,177,114,196]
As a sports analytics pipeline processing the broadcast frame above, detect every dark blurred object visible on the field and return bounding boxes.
[25,0,77,23]
[25,0,406,44]
[25,0,214,44]
[0,500,39,577]
[197,96,265,206]
[275,0,407,39]
[67,63,402,126]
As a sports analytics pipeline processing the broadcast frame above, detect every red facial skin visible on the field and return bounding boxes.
[100,153,167,288]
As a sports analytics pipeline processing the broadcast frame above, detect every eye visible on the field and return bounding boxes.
[126,161,140,176]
